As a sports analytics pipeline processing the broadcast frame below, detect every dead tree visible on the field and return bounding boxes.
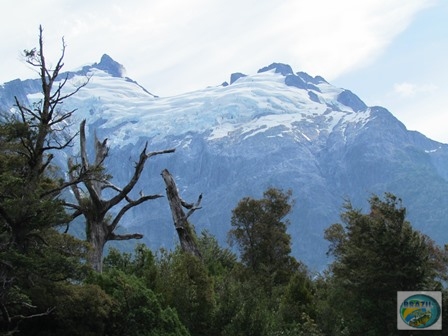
[161,169,202,258]
[15,25,90,185]
[66,120,175,272]
[0,26,89,333]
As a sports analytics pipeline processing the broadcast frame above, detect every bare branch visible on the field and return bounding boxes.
[38,25,48,92]
[41,129,78,152]
[50,75,68,102]
[40,154,90,198]
[56,77,91,102]
[50,36,66,81]
[161,169,202,258]
[102,181,134,203]
[104,143,149,209]
[70,209,83,219]
[109,233,143,241]
[1,301,55,332]
[63,202,82,212]
[38,153,53,175]
[50,73,91,106]
[105,145,175,210]
[146,147,176,159]
[11,306,55,322]
[79,120,89,169]
[66,158,84,203]
[185,193,203,219]
[94,133,109,167]
[47,108,77,127]
[14,97,40,121]
[109,194,163,232]
[69,124,175,271]
[79,120,102,207]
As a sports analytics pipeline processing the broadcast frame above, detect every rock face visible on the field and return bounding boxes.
[2,58,448,269]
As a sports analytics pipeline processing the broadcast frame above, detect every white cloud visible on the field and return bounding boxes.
[393,82,438,97]
[379,77,446,142]
[394,82,417,96]
[257,0,436,78]
[0,0,437,96]
[389,95,448,143]
[0,0,445,143]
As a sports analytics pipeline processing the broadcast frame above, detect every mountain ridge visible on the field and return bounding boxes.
[1,55,448,269]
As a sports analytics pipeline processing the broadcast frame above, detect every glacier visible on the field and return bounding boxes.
[2,54,448,270]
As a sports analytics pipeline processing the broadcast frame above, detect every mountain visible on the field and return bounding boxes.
[2,55,448,269]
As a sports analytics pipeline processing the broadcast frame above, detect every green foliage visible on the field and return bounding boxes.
[3,39,448,335]
[228,188,297,287]
[214,269,321,336]
[278,268,316,324]
[0,119,89,334]
[155,249,215,336]
[91,269,190,336]
[212,188,319,336]
[18,283,113,336]
[0,29,91,334]
[197,230,237,277]
[313,272,351,336]
[217,276,273,336]
[0,121,70,248]
[266,313,324,336]
[103,244,158,287]
[322,193,448,335]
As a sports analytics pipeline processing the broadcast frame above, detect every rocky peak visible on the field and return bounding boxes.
[92,54,126,77]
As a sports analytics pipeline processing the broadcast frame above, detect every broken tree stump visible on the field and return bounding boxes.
[161,169,202,259]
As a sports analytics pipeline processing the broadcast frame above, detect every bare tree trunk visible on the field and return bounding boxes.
[66,121,175,272]
[87,220,108,273]
[0,26,82,333]
[15,25,90,185]
[161,169,202,258]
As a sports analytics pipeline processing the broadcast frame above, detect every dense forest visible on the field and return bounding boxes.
[1,27,447,336]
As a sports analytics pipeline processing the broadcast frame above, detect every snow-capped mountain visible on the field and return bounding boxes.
[2,55,448,269]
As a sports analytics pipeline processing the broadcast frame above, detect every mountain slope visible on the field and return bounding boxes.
[2,55,448,269]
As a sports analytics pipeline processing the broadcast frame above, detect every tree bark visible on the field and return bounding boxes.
[67,121,175,272]
[87,220,108,273]
[15,25,90,185]
[161,169,202,258]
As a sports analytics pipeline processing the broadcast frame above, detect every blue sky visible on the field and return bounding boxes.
[0,0,446,142]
